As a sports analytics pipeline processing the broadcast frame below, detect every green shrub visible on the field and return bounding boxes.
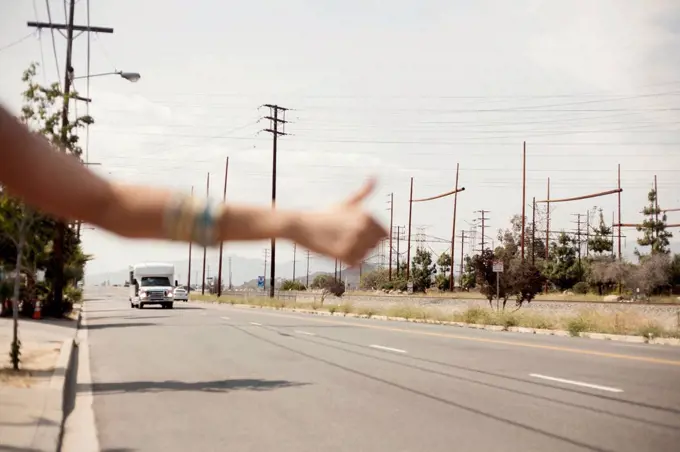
[566,316,590,336]
[339,303,354,315]
[572,282,589,294]
[328,305,337,314]
[280,280,306,291]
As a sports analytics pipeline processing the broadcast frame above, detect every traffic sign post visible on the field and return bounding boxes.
[257,276,265,290]
[492,260,504,310]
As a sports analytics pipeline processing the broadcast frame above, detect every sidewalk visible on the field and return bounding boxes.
[0,313,78,451]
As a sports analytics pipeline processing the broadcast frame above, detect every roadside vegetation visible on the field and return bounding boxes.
[191,293,680,339]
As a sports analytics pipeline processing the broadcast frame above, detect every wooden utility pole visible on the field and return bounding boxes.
[216,157,229,297]
[617,165,622,261]
[654,175,659,242]
[521,142,527,263]
[28,0,114,310]
[531,197,536,265]
[395,226,401,277]
[187,186,194,293]
[572,213,583,264]
[305,250,311,288]
[262,105,288,297]
[388,193,394,281]
[406,177,414,281]
[201,172,210,294]
[545,178,551,262]
[449,163,460,290]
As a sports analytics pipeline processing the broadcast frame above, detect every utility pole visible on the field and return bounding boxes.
[187,186,194,293]
[388,193,394,281]
[292,243,297,282]
[228,257,233,290]
[262,104,289,297]
[476,210,490,253]
[572,213,583,264]
[395,226,402,277]
[521,141,527,263]
[586,210,591,258]
[531,197,536,265]
[654,175,659,242]
[263,249,270,292]
[450,163,460,291]
[216,157,229,297]
[28,0,114,310]
[459,230,466,288]
[334,258,338,280]
[406,177,414,281]
[305,250,311,287]
[201,172,210,295]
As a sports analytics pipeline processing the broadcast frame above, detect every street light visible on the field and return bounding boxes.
[72,70,141,82]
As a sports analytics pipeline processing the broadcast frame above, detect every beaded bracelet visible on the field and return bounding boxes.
[163,194,224,247]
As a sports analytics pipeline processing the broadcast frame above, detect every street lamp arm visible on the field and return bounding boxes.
[72,70,141,82]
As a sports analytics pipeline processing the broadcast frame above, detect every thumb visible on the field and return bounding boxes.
[344,178,377,206]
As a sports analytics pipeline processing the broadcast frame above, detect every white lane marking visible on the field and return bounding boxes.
[529,373,623,393]
[250,322,262,326]
[220,316,230,320]
[370,344,407,354]
[295,330,316,336]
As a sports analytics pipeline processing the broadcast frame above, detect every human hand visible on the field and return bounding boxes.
[291,178,388,266]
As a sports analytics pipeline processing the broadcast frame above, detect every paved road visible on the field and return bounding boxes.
[77,293,680,452]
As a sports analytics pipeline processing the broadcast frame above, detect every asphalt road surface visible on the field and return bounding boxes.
[78,291,680,452]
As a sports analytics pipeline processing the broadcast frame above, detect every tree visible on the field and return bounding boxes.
[497,214,544,263]
[310,274,332,289]
[410,248,435,292]
[280,280,306,291]
[460,255,477,290]
[507,259,545,308]
[544,232,584,291]
[637,187,673,255]
[19,62,94,314]
[434,252,451,291]
[588,209,613,255]
[473,249,510,308]
[359,268,389,290]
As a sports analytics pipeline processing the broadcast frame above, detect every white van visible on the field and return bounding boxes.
[128,263,177,309]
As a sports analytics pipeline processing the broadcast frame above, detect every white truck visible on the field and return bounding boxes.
[128,263,177,309]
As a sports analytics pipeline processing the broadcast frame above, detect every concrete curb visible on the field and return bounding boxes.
[196,299,680,347]
[30,305,83,451]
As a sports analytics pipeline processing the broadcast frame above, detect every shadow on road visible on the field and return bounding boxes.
[85,322,157,330]
[83,378,308,395]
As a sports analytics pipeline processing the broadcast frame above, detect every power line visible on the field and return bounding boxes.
[0,31,37,52]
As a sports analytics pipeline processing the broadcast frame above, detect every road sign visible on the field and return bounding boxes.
[257,276,265,289]
[407,282,414,294]
[492,261,504,273]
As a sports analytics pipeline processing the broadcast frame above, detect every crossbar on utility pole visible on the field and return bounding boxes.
[27,21,113,33]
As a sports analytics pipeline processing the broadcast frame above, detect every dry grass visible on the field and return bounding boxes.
[190,294,680,338]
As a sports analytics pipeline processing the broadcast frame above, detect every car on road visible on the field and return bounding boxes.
[173,286,188,302]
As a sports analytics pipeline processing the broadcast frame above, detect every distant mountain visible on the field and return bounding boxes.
[237,261,381,289]
[84,255,383,288]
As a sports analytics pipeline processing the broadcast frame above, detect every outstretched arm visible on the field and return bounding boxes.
[0,104,387,265]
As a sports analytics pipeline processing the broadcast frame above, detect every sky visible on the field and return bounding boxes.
[1,0,679,283]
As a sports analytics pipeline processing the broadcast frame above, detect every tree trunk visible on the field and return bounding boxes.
[11,220,27,371]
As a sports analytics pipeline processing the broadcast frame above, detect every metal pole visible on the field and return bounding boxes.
[449,163,459,290]
[459,230,465,288]
[388,193,394,281]
[201,172,209,295]
[521,141,526,263]
[292,243,297,281]
[496,271,500,311]
[406,177,414,281]
[545,178,550,294]
[216,157,229,297]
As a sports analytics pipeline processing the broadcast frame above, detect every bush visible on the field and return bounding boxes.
[572,282,589,295]
[566,316,590,336]
[381,279,408,292]
[280,280,306,291]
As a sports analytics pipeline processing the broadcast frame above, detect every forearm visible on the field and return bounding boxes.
[0,104,117,225]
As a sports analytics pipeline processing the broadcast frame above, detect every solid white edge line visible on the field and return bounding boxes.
[250,322,262,326]
[294,330,316,336]
[529,373,623,393]
[370,344,408,354]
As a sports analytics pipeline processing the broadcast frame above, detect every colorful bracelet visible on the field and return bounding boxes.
[163,194,224,247]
